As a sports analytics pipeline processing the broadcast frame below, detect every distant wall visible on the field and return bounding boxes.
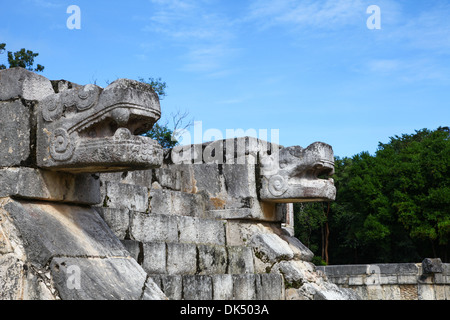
[317,261,450,300]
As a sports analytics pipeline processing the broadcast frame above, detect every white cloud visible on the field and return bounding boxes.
[143,0,240,74]
[247,0,367,30]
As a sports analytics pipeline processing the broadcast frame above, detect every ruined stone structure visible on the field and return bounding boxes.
[317,258,450,300]
[0,67,358,300]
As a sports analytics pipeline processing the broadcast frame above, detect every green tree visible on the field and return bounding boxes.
[0,43,44,72]
[295,127,450,264]
[139,77,193,148]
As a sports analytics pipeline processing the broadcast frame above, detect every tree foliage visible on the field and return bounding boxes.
[0,43,44,72]
[139,77,193,148]
[295,127,450,264]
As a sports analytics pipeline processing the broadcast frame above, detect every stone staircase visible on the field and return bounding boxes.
[95,161,359,300]
[95,172,285,300]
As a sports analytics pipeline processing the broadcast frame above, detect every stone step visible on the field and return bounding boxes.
[130,212,227,246]
[125,241,255,276]
[150,273,285,300]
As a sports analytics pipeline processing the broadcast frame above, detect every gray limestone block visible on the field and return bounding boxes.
[120,240,140,261]
[142,242,166,274]
[2,199,129,267]
[0,100,31,167]
[142,276,168,300]
[271,260,306,289]
[227,246,255,274]
[197,244,228,275]
[0,168,101,205]
[124,170,153,188]
[250,233,294,264]
[0,68,54,101]
[130,212,178,243]
[154,168,181,190]
[222,164,257,198]
[177,216,226,246]
[256,273,285,300]
[212,274,233,300]
[422,258,444,274]
[49,257,165,300]
[192,164,221,195]
[150,189,205,217]
[0,253,24,300]
[376,263,419,275]
[232,274,257,300]
[15,169,100,205]
[158,275,183,300]
[166,243,197,275]
[104,181,149,212]
[279,235,314,262]
[182,275,213,300]
[98,207,130,239]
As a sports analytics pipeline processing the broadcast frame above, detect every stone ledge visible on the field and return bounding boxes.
[0,168,101,205]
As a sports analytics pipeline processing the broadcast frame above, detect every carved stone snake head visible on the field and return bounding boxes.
[259,142,336,202]
[36,78,163,173]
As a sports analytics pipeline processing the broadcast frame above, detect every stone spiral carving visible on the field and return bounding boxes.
[268,174,288,197]
[66,84,100,111]
[42,85,100,122]
[50,128,74,161]
[42,96,64,122]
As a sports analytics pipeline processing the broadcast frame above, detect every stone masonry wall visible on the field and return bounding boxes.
[94,140,359,300]
[317,260,450,300]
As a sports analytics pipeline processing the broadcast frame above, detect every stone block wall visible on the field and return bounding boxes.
[317,260,450,300]
[94,144,358,300]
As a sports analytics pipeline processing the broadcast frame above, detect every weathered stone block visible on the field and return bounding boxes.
[398,274,418,285]
[222,164,257,198]
[166,243,197,275]
[280,234,314,262]
[418,284,435,300]
[212,274,233,300]
[227,246,254,274]
[250,233,294,263]
[232,274,256,300]
[120,239,140,261]
[100,170,153,188]
[50,257,165,300]
[2,199,129,266]
[257,274,284,300]
[271,260,306,289]
[0,168,101,205]
[104,181,149,212]
[143,242,166,274]
[150,189,205,217]
[197,244,227,275]
[159,275,183,300]
[422,258,443,274]
[0,68,54,101]
[192,164,222,195]
[130,212,178,243]
[0,253,24,300]
[177,216,226,246]
[183,275,213,300]
[154,168,181,190]
[98,207,130,239]
[0,100,31,167]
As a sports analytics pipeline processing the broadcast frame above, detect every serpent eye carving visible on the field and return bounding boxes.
[50,128,75,161]
[268,175,288,197]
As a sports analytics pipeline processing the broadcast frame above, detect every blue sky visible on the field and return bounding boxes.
[1,0,449,157]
